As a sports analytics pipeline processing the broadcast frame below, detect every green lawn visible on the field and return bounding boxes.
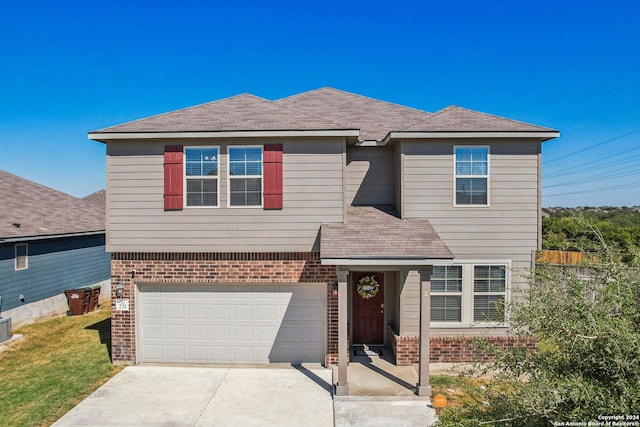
[0,306,124,427]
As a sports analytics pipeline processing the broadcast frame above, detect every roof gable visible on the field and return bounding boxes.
[403,105,555,132]
[95,93,347,133]
[275,87,432,141]
[0,171,104,239]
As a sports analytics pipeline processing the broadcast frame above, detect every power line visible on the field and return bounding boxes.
[544,179,640,198]
[544,127,640,165]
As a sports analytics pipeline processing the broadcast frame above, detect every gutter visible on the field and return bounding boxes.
[0,230,105,243]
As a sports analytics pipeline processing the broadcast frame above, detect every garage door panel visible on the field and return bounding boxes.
[164,304,185,320]
[282,305,301,321]
[209,325,231,341]
[209,305,230,320]
[165,324,186,340]
[187,325,207,340]
[302,305,324,321]
[187,304,207,320]
[138,284,326,364]
[165,345,185,361]
[232,304,253,321]
[233,325,253,341]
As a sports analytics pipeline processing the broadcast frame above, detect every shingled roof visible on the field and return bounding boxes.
[0,171,105,240]
[321,205,453,260]
[275,87,433,141]
[90,87,556,141]
[95,93,349,133]
[403,105,552,132]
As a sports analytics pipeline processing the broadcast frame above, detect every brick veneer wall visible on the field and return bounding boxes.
[387,324,537,365]
[110,252,337,365]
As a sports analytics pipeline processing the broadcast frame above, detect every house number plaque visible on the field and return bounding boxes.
[115,299,130,311]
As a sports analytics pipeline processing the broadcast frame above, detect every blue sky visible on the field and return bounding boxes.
[1,0,639,207]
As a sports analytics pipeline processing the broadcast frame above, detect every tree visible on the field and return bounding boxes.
[438,236,640,426]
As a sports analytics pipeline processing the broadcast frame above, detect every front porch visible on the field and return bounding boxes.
[321,205,455,397]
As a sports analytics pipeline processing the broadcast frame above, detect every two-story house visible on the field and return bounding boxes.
[89,87,557,395]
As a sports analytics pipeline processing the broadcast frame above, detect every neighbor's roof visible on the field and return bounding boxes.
[90,87,557,142]
[320,205,453,260]
[0,170,105,240]
[82,189,106,210]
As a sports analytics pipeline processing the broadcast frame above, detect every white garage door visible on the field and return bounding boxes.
[137,284,326,364]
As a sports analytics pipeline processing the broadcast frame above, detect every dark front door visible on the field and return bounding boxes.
[352,272,384,344]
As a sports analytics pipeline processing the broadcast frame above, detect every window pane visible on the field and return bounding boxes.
[186,178,217,207]
[230,178,262,206]
[431,296,462,322]
[456,178,487,205]
[456,162,472,175]
[186,148,218,177]
[16,244,27,257]
[456,148,473,161]
[431,266,462,292]
[474,266,506,292]
[244,147,262,161]
[471,163,488,175]
[245,161,262,175]
[474,296,504,322]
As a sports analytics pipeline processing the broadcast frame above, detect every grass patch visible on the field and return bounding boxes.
[0,306,124,427]
[431,374,489,412]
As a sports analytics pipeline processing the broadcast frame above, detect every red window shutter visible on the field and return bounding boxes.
[263,144,283,210]
[164,145,183,211]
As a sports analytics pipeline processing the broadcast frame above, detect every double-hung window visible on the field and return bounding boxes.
[185,147,219,207]
[455,146,489,206]
[15,243,28,270]
[431,263,508,325]
[228,146,263,207]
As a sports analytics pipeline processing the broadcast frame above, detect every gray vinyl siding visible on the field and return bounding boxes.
[106,138,345,252]
[345,145,395,206]
[398,139,541,335]
[0,235,110,311]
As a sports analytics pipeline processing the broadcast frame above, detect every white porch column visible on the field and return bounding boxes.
[335,268,349,396]
[416,267,432,396]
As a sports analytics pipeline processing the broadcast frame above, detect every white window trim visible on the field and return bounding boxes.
[184,146,220,209]
[15,243,28,271]
[227,145,264,209]
[430,260,511,328]
[453,145,490,208]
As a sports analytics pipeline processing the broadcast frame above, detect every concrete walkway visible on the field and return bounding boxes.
[53,364,437,427]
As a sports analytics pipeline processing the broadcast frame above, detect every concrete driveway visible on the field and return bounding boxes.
[53,364,436,426]
[53,365,334,427]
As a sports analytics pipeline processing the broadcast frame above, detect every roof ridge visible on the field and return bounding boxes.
[276,86,433,116]
[266,95,353,129]
[94,93,266,132]
[400,105,455,130]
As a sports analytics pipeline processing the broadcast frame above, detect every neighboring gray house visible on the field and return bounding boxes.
[89,87,558,396]
[0,171,110,328]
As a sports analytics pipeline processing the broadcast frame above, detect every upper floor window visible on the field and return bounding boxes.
[455,146,488,206]
[185,147,219,207]
[15,243,28,270]
[228,146,263,207]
